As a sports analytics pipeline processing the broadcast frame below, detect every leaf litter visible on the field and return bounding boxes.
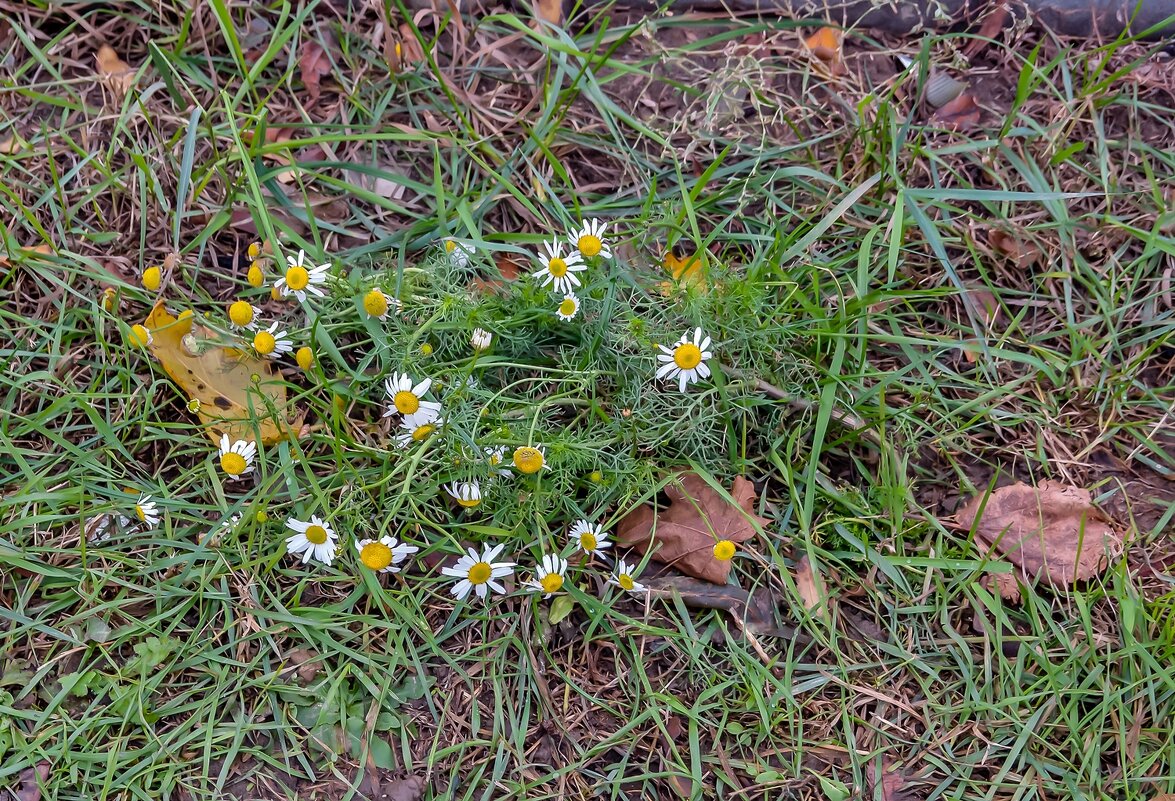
[618,472,768,584]
[951,480,1123,600]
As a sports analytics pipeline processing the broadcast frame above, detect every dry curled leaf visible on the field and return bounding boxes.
[144,303,293,446]
[804,27,845,77]
[794,555,831,624]
[299,39,332,103]
[988,228,1041,269]
[96,45,135,97]
[14,761,50,801]
[951,481,1122,600]
[931,92,981,130]
[660,246,708,295]
[618,473,768,584]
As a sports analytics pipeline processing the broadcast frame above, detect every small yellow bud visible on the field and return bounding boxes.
[100,287,118,312]
[247,264,264,287]
[255,509,269,523]
[141,266,162,291]
[177,309,194,322]
[128,324,152,347]
[271,286,283,301]
[228,300,255,327]
[187,398,201,413]
[589,470,604,484]
[420,343,433,356]
[295,346,314,371]
[247,241,262,261]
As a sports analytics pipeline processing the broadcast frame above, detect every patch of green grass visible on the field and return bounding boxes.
[2,2,1174,800]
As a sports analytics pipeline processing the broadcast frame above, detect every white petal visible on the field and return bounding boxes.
[452,580,471,599]
[678,372,688,392]
[487,580,505,595]
[475,582,488,599]
[656,362,678,379]
[696,362,711,378]
[484,543,505,562]
[699,336,712,351]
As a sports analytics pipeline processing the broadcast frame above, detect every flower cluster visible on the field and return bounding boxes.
[531,218,613,323]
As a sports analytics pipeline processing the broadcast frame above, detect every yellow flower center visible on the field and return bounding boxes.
[296,347,314,370]
[228,300,254,326]
[254,331,276,355]
[445,240,457,253]
[618,574,635,591]
[713,540,736,561]
[580,532,598,552]
[305,525,329,545]
[420,343,433,356]
[220,452,247,476]
[411,424,436,442]
[558,298,577,317]
[363,289,388,317]
[285,265,310,291]
[467,561,492,584]
[247,264,264,287]
[135,504,148,521]
[589,470,603,483]
[393,390,420,414]
[128,324,151,347]
[513,447,544,474]
[578,234,602,257]
[456,493,481,508]
[360,542,393,570]
[247,242,262,260]
[673,342,702,370]
[547,257,568,278]
[141,266,161,291]
[540,573,564,594]
[488,452,502,466]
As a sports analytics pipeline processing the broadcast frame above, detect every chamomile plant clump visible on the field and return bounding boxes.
[108,215,763,615]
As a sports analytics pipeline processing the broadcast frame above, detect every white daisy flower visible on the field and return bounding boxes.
[383,372,442,428]
[355,535,418,574]
[285,515,338,566]
[446,481,482,509]
[655,327,714,392]
[441,543,515,601]
[444,239,473,268]
[252,322,293,359]
[218,434,257,480]
[227,300,261,330]
[362,288,399,320]
[525,553,568,598]
[133,494,160,529]
[555,294,580,321]
[511,445,547,475]
[275,249,330,302]
[471,328,493,352]
[569,519,610,558]
[484,446,512,479]
[396,417,442,448]
[532,238,585,295]
[609,559,646,594]
[570,218,612,260]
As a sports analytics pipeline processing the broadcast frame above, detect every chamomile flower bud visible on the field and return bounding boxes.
[127,324,152,347]
[471,328,493,351]
[141,265,162,291]
[295,346,314,371]
[228,300,258,329]
[713,539,736,561]
[247,264,264,287]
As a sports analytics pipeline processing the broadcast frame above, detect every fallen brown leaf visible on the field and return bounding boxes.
[988,228,1041,269]
[96,45,134,97]
[617,473,768,584]
[963,1,1011,58]
[1,132,25,154]
[951,481,1122,600]
[14,761,50,801]
[931,92,981,130]
[869,758,918,801]
[287,648,319,683]
[794,555,831,624]
[383,776,425,801]
[534,0,563,25]
[803,27,845,77]
[300,39,332,103]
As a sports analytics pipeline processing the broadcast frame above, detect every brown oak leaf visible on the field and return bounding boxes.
[300,38,332,103]
[617,472,767,584]
[951,481,1122,601]
[931,92,981,130]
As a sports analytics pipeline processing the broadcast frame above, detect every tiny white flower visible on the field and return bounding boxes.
[568,519,610,558]
[383,372,442,428]
[471,328,493,352]
[555,294,580,321]
[275,249,330,302]
[133,494,160,529]
[285,515,337,566]
[525,553,568,598]
[655,327,714,392]
[484,446,512,479]
[609,559,646,594]
[252,322,293,359]
[532,238,585,295]
[396,417,442,449]
[441,543,515,601]
[218,434,257,480]
[446,481,482,509]
[570,218,612,260]
[444,239,473,268]
[356,535,418,574]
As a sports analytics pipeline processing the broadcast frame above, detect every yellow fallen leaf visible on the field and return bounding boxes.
[534,0,562,25]
[144,303,293,445]
[803,27,845,77]
[96,45,135,96]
